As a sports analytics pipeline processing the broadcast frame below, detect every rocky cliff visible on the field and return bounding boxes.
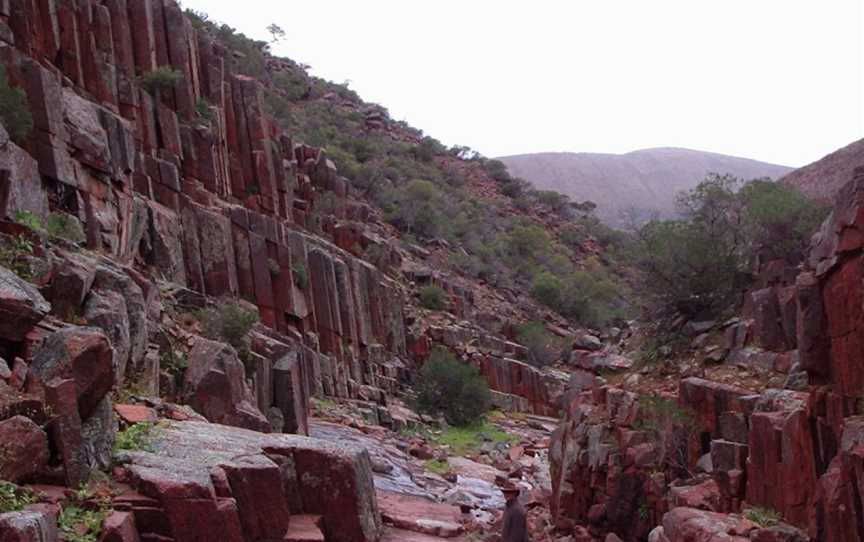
[548,166,864,542]
[0,1,571,540]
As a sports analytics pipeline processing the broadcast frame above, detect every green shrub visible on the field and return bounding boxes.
[114,422,155,452]
[293,262,309,290]
[0,481,36,513]
[195,98,215,123]
[13,210,42,231]
[743,507,782,528]
[515,322,562,367]
[414,349,491,426]
[46,212,86,244]
[636,396,696,472]
[0,65,32,144]
[139,66,184,94]
[0,235,35,279]
[58,505,107,542]
[197,301,258,348]
[419,284,448,311]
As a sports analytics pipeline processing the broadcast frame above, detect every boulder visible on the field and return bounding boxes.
[99,511,141,542]
[0,510,58,542]
[84,289,130,387]
[29,326,114,420]
[0,416,49,482]
[0,265,50,340]
[46,251,95,320]
[117,420,383,542]
[182,337,269,432]
[661,507,756,542]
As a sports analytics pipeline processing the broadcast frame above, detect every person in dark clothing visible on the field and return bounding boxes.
[501,484,529,542]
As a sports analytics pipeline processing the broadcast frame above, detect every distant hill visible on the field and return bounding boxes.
[498,148,793,226]
[780,139,864,202]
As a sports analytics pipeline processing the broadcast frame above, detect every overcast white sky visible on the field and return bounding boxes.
[182,1,862,167]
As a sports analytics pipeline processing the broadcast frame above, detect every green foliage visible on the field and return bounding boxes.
[413,137,446,163]
[624,174,826,317]
[637,396,696,471]
[139,66,184,94]
[293,262,309,290]
[535,190,571,215]
[483,159,511,183]
[414,349,491,426]
[14,210,42,231]
[515,322,562,367]
[381,179,445,239]
[743,507,782,528]
[419,284,448,311]
[58,505,107,542]
[739,179,828,262]
[266,23,286,43]
[114,422,155,453]
[197,301,258,349]
[425,459,450,475]
[0,234,35,279]
[46,212,86,244]
[195,98,215,123]
[0,65,32,144]
[0,481,36,513]
[531,267,625,327]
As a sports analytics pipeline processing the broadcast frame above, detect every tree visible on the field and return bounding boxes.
[625,174,826,318]
[266,23,286,43]
[414,349,491,426]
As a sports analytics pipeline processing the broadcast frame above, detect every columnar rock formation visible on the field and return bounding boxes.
[550,167,864,542]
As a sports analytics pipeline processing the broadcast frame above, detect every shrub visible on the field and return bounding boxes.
[293,262,309,290]
[13,209,42,231]
[0,65,32,144]
[139,66,184,94]
[195,98,215,123]
[419,284,448,311]
[197,300,258,349]
[0,481,36,513]
[515,322,562,367]
[0,234,35,279]
[114,422,155,452]
[483,159,511,183]
[58,505,107,542]
[46,212,86,243]
[636,396,696,474]
[414,349,491,426]
[743,506,782,528]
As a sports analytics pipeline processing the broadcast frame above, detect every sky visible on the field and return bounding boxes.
[181,1,863,168]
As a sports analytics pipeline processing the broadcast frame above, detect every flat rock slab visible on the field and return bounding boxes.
[377,490,464,538]
[381,527,470,542]
[116,421,382,542]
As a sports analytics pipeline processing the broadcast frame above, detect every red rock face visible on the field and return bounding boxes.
[0,415,50,483]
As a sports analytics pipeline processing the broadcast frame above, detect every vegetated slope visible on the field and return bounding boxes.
[780,138,864,201]
[498,148,792,225]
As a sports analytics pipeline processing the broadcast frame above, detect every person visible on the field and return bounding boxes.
[501,483,529,542]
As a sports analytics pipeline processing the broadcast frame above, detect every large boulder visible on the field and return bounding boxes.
[182,337,269,432]
[661,507,756,542]
[0,510,58,542]
[117,420,383,542]
[0,265,50,340]
[0,416,49,482]
[29,326,114,419]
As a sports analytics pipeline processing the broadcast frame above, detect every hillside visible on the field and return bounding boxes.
[0,2,862,542]
[499,147,792,225]
[780,138,864,201]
